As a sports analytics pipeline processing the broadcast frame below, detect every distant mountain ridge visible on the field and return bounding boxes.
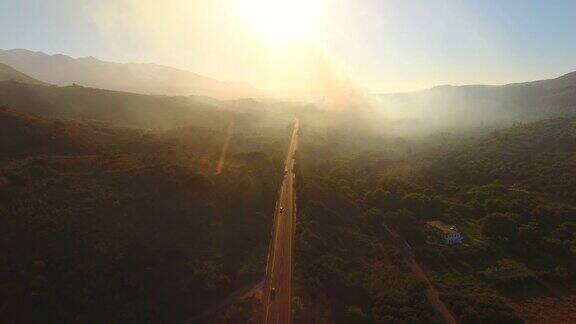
[377,70,576,129]
[0,49,262,99]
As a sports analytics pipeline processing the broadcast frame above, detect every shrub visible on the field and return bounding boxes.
[483,259,536,286]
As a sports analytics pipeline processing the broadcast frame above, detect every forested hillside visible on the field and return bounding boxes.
[0,107,291,323]
[0,81,226,130]
[292,110,576,323]
[427,117,576,202]
[292,111,442,323]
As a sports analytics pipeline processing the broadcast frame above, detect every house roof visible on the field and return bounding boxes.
[425,220,460,235]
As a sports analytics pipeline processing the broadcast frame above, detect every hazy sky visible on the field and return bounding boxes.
[2,0,576,93]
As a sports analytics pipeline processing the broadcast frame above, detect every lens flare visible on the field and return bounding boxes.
[235,0,324,42]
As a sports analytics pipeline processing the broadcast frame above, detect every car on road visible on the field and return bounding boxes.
[270,287,276,300]
[279,207,283,213]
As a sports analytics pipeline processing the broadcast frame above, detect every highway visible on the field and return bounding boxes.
[262,119,299,324]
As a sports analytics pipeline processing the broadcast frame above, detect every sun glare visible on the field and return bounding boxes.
[235,0,324,42]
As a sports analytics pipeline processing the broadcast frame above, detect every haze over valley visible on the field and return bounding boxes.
[1,1,576,323]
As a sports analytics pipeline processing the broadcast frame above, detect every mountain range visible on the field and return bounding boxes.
[0,49,575,133]
[377,70,576,129]
[0,49,262,99]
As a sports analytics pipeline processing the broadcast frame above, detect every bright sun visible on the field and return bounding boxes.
[236,0,324,42]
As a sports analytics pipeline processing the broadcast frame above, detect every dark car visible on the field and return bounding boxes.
[270,287,276,300]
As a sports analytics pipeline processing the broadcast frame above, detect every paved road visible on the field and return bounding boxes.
[262,119,299,324]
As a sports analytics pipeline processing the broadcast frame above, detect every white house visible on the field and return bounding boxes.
[425,220,463,245]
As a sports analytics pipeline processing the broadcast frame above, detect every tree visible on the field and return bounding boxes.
[518,221,540,243]
[402,193,444,218]
[552,222,576,241]
[362,208,384,230]
[529,205,563,230]
[383,209,424,243]
[364,189,400,210]
[483,259,536,286]
[482,213,518,241]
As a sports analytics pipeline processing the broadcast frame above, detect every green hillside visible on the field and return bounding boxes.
[0,81,228,130]
[0,107,290,323]
[290,111,576,323]
[427,117,576,201]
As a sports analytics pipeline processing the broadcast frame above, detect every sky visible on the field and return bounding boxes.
[1,0,576,94]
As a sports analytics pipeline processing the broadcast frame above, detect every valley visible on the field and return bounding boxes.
[0,35,575,323]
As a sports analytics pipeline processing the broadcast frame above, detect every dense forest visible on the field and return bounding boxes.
[0,106,291,323]
[2,4,576,322]
[1,72,575,323]
[0,80,226,130]
[426,118,576,202]
[292,111,576,323]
